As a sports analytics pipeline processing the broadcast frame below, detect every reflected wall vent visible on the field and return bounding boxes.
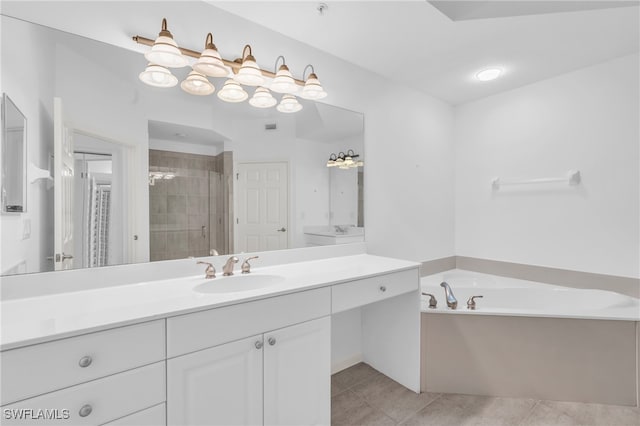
[265,123,277,130]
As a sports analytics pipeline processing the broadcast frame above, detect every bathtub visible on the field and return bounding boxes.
[421,269,640,320]
[420,269,640,406]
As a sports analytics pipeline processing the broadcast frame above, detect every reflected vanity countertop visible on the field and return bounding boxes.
[303,226,365,238]
[0,254,419,351]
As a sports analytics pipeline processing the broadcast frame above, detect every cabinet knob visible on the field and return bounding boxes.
[78,356,92,368]
[255,340,263,349]
[268,337,276,346]
[79,404,93,417]
[379,286,387,292]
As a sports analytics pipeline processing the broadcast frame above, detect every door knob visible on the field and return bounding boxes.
[276,227,286,232]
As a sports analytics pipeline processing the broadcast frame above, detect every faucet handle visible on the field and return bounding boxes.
[467,295,483,310]
[421,293,438,309]
[197,261,216,279]
[241,256,259,274]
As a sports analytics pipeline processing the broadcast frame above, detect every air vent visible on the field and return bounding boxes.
[265,123,277,130]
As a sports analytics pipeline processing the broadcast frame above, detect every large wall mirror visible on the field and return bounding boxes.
[0,14,364,276]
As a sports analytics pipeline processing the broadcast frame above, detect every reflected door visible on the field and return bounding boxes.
[236,162,288,252]
[53,98,75,270]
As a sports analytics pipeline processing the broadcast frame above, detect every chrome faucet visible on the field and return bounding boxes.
[440,281,458,309]
[197,261,216,279]
[241,256,259,274]
[222,256,239,276]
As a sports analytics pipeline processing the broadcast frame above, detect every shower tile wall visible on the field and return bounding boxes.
[149,150,225,261]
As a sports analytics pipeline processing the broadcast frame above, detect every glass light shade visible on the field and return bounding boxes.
[234,55,265,86]
[249,87,277,108]
[300,73,327,100]
[277,95,303,113]
[326,160,336,167]
[217,79,248,103]
[139,64,178,88]
[145,35,187,68]
[193,43,229,77]
[181,71,215,95]
[270,65,298,94]
[344,155,354,166]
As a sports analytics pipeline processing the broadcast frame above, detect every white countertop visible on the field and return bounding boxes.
[0,254,419,351]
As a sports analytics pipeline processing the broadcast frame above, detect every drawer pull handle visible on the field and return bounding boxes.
[379,286,387,292]
[78,356,92,368]
[79,404,93,417]
[268,337,276,346]
[255,340,263,349]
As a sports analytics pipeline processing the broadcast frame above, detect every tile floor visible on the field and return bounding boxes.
[331,363,640,426]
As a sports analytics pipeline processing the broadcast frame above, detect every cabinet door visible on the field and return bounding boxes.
[263,316,331,426]
[167,335,263,426]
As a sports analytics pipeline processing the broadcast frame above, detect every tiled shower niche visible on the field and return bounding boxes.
[149,150,233,261]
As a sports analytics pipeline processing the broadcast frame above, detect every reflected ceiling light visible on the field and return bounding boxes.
[217,78,248,103]
[326,150,363,169]
[193,33,229,77]
[139,63,178,88]
[181,70,215,95]
[300,64,327,100]
[249,87,277,108]
[144,19,187,68]
[475,68,502,81]
[270,56,298,94]
[277,94,303,113]
[234,45,265,86]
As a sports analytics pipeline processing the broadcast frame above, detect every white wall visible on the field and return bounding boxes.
[455,54,640,278]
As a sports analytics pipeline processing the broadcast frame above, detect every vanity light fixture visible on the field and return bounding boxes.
[181,70,215,95]
[326,150,363,168]
[148,170,177,185]
[277,94,303,113]
[139,63,178,88]
[234,45,265,86]
[249,87,277,108]
[270,56,298,94]
[144,19,188,68]
[133,19,328,111]
[217,79,249,103]
[475,68,502,82]
[192,33,229,77]
[300,65,327,100]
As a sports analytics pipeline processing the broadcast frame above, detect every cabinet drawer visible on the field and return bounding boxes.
[1,362,165,425]
[167,287,331,357]
[332,269,419,313]
[103,403,165,426]
[1,320,165,405]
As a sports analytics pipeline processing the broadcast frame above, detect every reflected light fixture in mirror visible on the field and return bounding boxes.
[234,45,265,86]
[270,56,298,94]
[217,79,249,102]
[300,65,328,100]
[327,150,363,168]
[192,33,229,77]
[249,87,277,108]
[139,63,178,87]
[277,94,303,113]
[144,18,188,68]
[181,70,215,95]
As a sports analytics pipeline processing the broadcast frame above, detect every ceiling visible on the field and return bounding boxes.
[212,0,639,104]
[2,1,638,105]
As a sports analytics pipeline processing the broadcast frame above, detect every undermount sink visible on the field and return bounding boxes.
[194,274,285,294]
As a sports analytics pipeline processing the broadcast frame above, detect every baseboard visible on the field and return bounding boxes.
[331,354,363,375]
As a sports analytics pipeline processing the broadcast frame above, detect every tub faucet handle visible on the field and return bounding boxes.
[421,293,438,309]
[467,295,483,310]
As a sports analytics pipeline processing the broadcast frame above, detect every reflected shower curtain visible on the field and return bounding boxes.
[87,178,111,267]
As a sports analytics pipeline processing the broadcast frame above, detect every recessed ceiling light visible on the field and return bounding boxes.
[476,68,502,82]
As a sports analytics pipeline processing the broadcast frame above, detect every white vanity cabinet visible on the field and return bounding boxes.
[166,288,332,426]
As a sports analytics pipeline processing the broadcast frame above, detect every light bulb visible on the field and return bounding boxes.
[139,64,178,88]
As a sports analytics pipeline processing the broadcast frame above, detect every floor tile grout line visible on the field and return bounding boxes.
[514,399,543,426]
[394,393,445,426]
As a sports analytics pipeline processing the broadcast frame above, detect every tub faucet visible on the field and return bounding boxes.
[440,281,458,310]
[222,256,239,276]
